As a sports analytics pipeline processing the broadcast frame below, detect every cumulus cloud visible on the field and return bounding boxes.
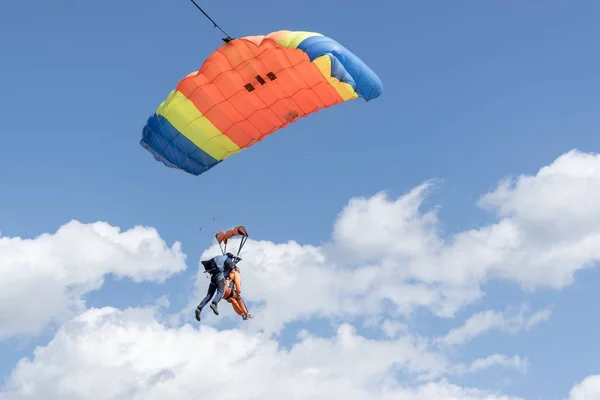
[0,306,524,400]
[0,221,186,339]
[477,150,600,289]
[185,149,600,335]
[568,374,600,400]
[3,149,600,400]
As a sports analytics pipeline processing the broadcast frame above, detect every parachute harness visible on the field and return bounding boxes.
[203,226,249,279]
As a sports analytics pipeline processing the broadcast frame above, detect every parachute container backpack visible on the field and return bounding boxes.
[140,30,384,176]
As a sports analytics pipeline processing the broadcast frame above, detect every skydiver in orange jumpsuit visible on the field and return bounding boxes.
[223,264,253,320]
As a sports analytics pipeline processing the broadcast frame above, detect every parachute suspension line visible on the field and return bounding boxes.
[188,0,234,43]
[215,226,248,259]
[219,236,246,256]
[237,236,247,257]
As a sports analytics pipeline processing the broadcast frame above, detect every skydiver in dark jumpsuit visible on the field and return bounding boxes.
[195,252,236,322]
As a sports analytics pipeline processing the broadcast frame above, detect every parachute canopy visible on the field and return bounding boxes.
[215,225,248,255]
[140,30,383,176]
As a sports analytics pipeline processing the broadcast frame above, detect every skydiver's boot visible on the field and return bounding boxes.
[210,303,219,315]
[195,307,201,322]
[242,313,253,320]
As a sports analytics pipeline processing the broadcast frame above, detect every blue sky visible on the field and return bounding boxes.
[1,1,600,399]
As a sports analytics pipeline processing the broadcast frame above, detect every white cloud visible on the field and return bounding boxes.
[463,354,528,375]
[568,374,600,400]
[0,220,186,339]
[187,150,600,334]
[331,182,442,264]
[438,306,552,346]
[381,319,409,338]
[0,306,524,400]
[3,149,600,400]
[477,149,600,289]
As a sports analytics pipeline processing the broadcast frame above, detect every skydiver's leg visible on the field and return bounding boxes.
[236,295,250,315]
[195,282,217,321]
[198,282,217,309]
[227,298,244,316]
[231,293,251,320]
[209,276,226,315]
[212,277,225,305]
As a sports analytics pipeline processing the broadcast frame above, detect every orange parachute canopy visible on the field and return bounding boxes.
[140,30,383,177]
[215,225,248,255]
